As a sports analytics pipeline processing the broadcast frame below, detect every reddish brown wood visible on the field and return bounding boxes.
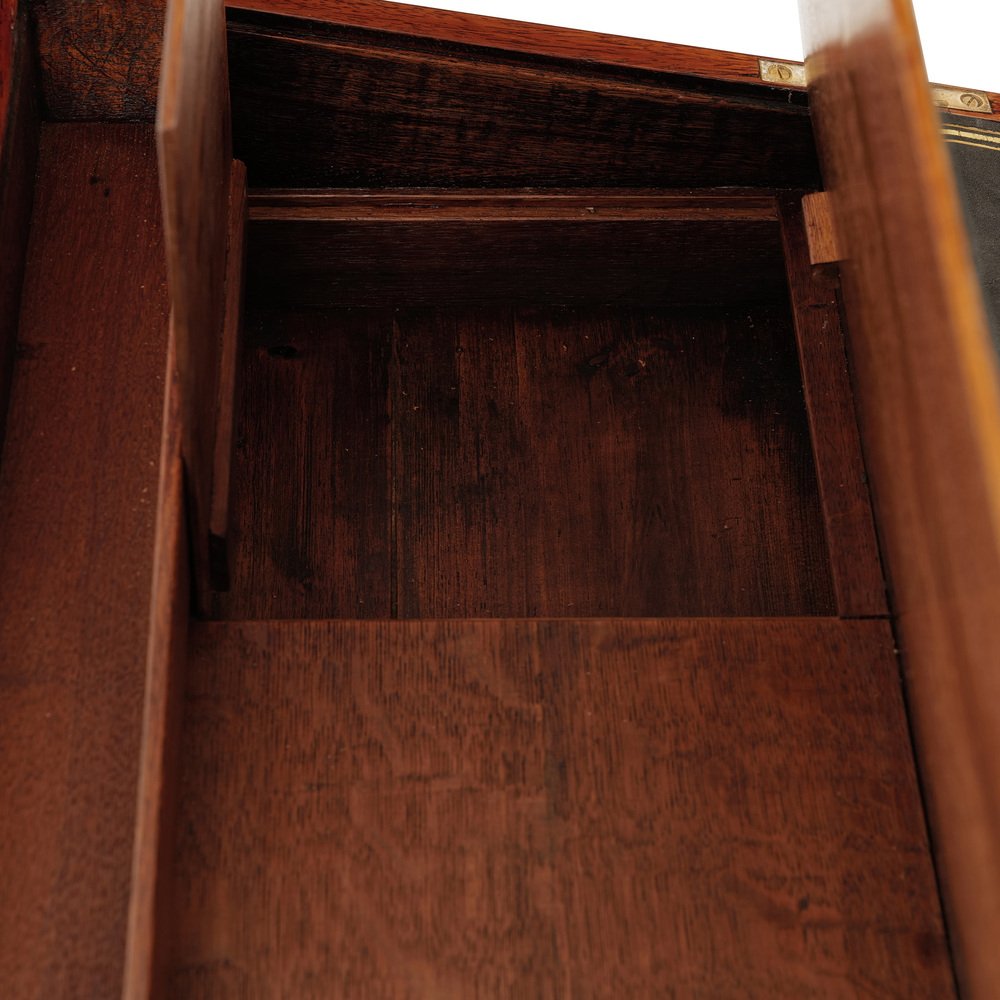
[213,302,833,619]
[208,159,247,592]
[800,191,843,264]
[0,0,38,458]
[0,123,170,997]
[210,307,394,620]
[799,0,1000,991]
[168,617,952,996]
[225,12,819,190]
[158,0,233,608]
[123,334,190,1000]
[778,194,886,617]
[30,0,164,119]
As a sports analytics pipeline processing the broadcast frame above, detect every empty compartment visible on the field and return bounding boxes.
[211,212,834,619]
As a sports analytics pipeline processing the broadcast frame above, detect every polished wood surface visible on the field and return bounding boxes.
[157,0,233,607]
[799,0,1000,992]
[168,617,952,998]
[0,0,38,458]
[123,334,190,1000]
[226,10,818,190]
[212,301,833,620]
[0,124,170,998]
[778,195,886,616]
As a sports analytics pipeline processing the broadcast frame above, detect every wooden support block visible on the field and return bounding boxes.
[801,190,843,263]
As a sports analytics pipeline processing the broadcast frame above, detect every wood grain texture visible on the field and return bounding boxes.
[158,0,233,608]
[212,303,834,620]
[799,0,1000,992]
[230,0,792,89]
[168,617,953,998]
[29,0,164,119]
[778,195,886,616]
[209,158,247,592]
[123,333,190,1000]
[245,215,791,310]
[226,12,819,190]
[0,124,170,998]
[0,0,38,460]
[800,190,842,264]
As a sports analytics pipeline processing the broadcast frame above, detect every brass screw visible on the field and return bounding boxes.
[960,92,986,109]
[775,64,793,82]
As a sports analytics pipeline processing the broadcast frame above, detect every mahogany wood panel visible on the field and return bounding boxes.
[246,219,790,310]
[226,12,819,190]
[212,303,834,619]
[168,617,953,997]
[157,0,233,608]
[124,335,190,1000]
[778,195,886,616]
[0,0,38,459]
[799,0,1000,993]
[0,124,170,997]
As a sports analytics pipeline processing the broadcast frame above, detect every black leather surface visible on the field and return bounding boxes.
[942,111,1000,357]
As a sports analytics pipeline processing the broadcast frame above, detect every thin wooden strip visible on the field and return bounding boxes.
[158,0,233,610]
[247,190,780,222]
[123,332,190,1000]
[209,159,248,592]
[777,194,886,616]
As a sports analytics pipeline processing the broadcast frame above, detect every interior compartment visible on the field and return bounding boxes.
[211,213,834,619]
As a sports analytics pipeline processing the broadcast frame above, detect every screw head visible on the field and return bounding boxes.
[960,92,986,109]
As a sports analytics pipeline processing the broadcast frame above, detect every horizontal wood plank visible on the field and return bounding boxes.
[168,617,953,997]
[227,13,819,190]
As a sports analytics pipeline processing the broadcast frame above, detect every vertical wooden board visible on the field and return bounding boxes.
[168,618,953,997]
[158,0,232,604]
[210,308,394,620]
[0,124,170,998]
[798,0,1000,990]
[0,0,38,458]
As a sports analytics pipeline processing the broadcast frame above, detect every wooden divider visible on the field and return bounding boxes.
[799,0,1000,992]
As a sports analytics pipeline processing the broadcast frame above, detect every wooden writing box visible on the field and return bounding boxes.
[1,0,999,996]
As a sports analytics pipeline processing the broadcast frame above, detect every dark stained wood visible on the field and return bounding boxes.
[0,0,38,459]
[799,0,1000,991]
[168,617,953,997]
[226,12,819,190]
[210,307,394,620]
[0,124,170,997]
[29,0,164,119]
[213,303,834,620]
[209,159,248,592]
[157,0,233,608]
[778,195,886,617]
[123,334,190,1000]
[246,214,791,310]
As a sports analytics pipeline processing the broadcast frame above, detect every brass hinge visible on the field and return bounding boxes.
[930,85,994,114]
[758,59,806,88]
